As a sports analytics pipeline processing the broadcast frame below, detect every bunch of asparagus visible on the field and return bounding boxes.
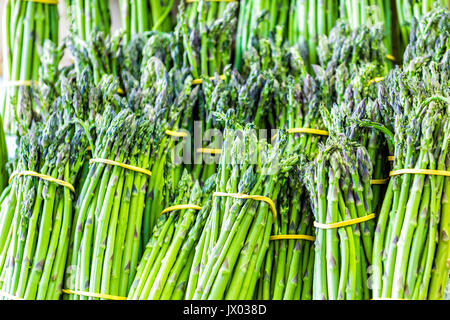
[316,21,389,107]
[191,29,299,182]
[67,31,125,88]
[185,117,299,299]
[236,0,339,69]
[119,0,175,43]
[316,22,391,214]
[138,59,198,244]
[402,5,450,64]
[396,0,449,55]
[64,0,110,41]
[340,0,393,55]
[185,0,231,29]
[190,68,235,183]
[0,117,89,300]
[336,91,391,215]
[304,132,375,300]
[179,1,238,79]
[42,40,129,189]
[238,27,306,130]
[293,0,339,66]
[1,0,59,133]
[32,39,123,126]
[372,42,450,300]
[64,108,153,300]
[128,171,215,300]
[256,72,325,300]
[258,172,315,300]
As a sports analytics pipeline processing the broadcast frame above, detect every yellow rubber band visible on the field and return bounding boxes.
[1,80,36,87]
[196,148,222,154]
[390,169,450,178]
[386,54,396,61]
[9,171,75,193]
[160,204,203,216]
[287,128,329,136]
[388,156,394,161]
[368,77,385,85]
[117,88,125,94]
[313,213,376,229]
[213,192,277,220]
[371,178,390,185]
[192,75,226,85]
[0,291,24,300]
[24,0,58,4]
[269,234,315,241]
[165,130,188,138]
[62,289,127,300]
[89,159,152,177]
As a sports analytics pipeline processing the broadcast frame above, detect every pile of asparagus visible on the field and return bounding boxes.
[0,0,449,302]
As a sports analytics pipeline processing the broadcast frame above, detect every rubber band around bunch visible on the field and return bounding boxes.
[0,291,25,300]
[368,77,385,85]
[371,178,390,185]
[386,54,396,61]
[89,159,152,177]
[272,127,329,142]
[24,0,58,4]
[196,148,222,154]
[213,192,277,220]
[62,289,127,300]
[1,80,36,87]
[8,170,75,193]
[313,213,376,229]
[390,168,450,178]
[287,128,329,136]
[192,75,226,85]
[160,204,203,216]
[165,130,188,138]
[369,156,396,185]
[269,234,315,241]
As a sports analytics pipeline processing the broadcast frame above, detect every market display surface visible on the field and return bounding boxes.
[0,0,449,300]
